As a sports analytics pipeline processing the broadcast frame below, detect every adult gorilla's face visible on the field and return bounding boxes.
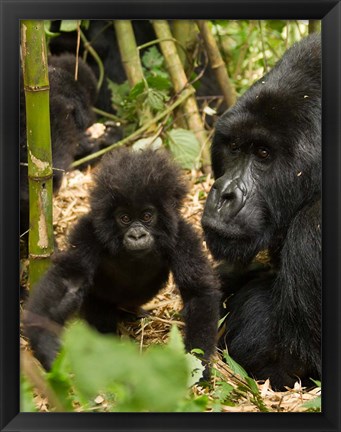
[202,110,274,263]
[202,80,321,264]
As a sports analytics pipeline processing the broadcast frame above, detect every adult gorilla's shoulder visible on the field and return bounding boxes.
[202,34,321,390]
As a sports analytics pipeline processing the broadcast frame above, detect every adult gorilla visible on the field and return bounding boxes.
[202,34,321,390]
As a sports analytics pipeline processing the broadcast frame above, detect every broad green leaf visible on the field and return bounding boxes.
[185,353,205,387]
[63,321,137,399]
[147,75,171,92]
[167,128,201,170]
[46,349,74,411]
[245,376,259,395]
[142,46,164,69]
[107,79,130,106]
[175,395,209,412]
[223,352,249,379]
[167,325,186,353]
[146,88,166,111]
[60,20,79,32]
[302,396,321,411]
[62,321,190,412]
[129,81,146,99]
[214,381,234,402]
[20,374,37,412]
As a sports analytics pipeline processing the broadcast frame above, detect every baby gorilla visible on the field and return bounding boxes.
[23,149,221,374]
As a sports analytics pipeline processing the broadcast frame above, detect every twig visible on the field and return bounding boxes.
[92,107,126,124]
[74,21,80,81]
[80,29,104,91]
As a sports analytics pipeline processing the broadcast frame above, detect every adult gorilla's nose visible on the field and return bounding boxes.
[204,175,246,220]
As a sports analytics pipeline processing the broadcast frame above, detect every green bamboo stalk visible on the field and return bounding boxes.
[114,20,152,124]
[196,20,236,108]
[152,20,211,173]
[21,20,54,289]
[172,21,198,69]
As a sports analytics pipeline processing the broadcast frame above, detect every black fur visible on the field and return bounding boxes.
[202,35,321,390]
[23,149,221,374]
[20,55,97,237]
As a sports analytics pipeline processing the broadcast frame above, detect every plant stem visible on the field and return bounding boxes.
[80,29,104,91]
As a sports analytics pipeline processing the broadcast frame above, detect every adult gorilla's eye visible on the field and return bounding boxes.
[141,212,152,223]
[256,147,270,159]
[120,214,131,224]
[230,142,240,152]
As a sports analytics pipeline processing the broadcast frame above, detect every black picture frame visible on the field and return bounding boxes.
[1,1,340,431]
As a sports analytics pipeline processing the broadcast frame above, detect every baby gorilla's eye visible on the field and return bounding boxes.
[256,147,270,159]
[120,214,131,224]
[141,212,153,223]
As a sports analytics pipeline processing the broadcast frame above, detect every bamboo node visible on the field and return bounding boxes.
[27,174,53,182]
[29,253,53,259]
[24,84,50,92]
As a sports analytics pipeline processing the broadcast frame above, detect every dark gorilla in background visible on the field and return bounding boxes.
[49,20,227,121]
[202,35,321,390]
[20,54,122,238]
[20,55,97,237]
[23,149,221,376]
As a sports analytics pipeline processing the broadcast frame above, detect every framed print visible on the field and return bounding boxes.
[0,0,340,431]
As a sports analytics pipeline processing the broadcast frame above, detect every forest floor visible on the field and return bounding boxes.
[21,161,321,413]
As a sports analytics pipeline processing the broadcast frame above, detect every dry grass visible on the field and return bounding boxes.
[22,163,320,413]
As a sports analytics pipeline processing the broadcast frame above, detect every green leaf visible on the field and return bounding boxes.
[129,81,146,99]
[142,46,164,69]
[310,378,321,387]
[63,321,138,400]
[81,20,90,30]
[167,325,186,353]
[185,353,205,387]
[175,395,209,412]
[60,20,79,32]
[20,374,37,412]
[302,396,321,412]
[245,376,259,395]
[107,79,130,107]
[146,75,171,92]
[146,88,166,111]
[46,349,75,411]
[223,352,249,379]
[214,381,234,402]
[167,129,201,170]
[44,21,60,38]
[218,313,228,328]
[62,321,190,412]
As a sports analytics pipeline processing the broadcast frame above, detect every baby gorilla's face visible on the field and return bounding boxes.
[115,206,157,253]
